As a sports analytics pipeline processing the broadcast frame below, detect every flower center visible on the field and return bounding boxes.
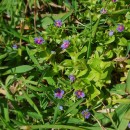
[84,112,90,116]
[77,91,82,96]
[119,26,123,30]
[56,22,61,26]
[64,43,69,47]
[37,39,42,43]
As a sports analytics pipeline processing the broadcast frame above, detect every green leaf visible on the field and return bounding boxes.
[88,58,102,72]
[26,84,49,92]
[61,59,73,67]
[0,66,8,70]
[118,115,129,130]
[0,53,7,60]
[43,77,56,86]
[52,104,59,123]
[26,46,43,70]
[61,10,74,21]
[67,118,88,125]
[106,50,114,58]
[89,86,100,100]
[3,65,34,75]
[0,115,14,130]
[118,37,127,46]
[124,109,130,120]
[27,112,43,120]
[64,0,72,9]
[110,9,130,15]
[22,90,43,123]
[21,124,85,130]
[65,99,84,115]
[126,12,130,19]
[2,28,29,42]
[58,99,84,122]
[105,36,115,45]
[77,69,88,78]
[92,16,101,38]
[77,46,87,59]
[110,83,126,95]
[3,104,9,122]
[42,17,54,29]
[113,104,130,125]
[12,119,26,126]
[113,99,130,104]
[126,70,130,94]
[72,0,78,14]
[126,40,130,56]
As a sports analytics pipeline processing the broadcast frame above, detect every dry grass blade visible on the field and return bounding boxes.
[0,88,6,95]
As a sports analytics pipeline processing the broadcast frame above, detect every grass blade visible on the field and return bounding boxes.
[21,124,85,130]
[126,70,130,94]
[26,46,43,70]
[22,90,44,123]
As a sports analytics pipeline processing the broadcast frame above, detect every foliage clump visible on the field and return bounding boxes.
[0,0,130,130]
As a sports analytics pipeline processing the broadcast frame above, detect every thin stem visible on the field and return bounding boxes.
[34,0,36,35]
[91,114,106,130]
[97,96,118,130]
[87,10,92,59]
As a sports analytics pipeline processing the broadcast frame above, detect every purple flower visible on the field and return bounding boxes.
[59,106,63,110]
[100,8,107,14]
[55,20,62,27]
[109,30,114,36]
[112,0,117,2]
[34,37,45,44]
[54,88,64,99]
[12,44,18,49]
[75,90,85,98]
[61,40,70,50]
[117,24,125,32]
[128,123,130,128]
[81,109,91,119]
[69,75,75,82]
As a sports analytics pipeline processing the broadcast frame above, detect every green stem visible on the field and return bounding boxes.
[87,10,92,59]
[25,124,85,130]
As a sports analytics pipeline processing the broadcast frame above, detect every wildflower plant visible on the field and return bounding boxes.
[54,88,64,99]
[75,90,85,98]
[61,40,70,50]
[81,109,91,119]
[100,8,107,14]
[34,37,45,44]
[0,0,130,130]
[109,30,114,36]
[68,75,75,82]
[128,123,130,128]
[12,44,18,49]
[116,24,125,32]
[54,20,62,27]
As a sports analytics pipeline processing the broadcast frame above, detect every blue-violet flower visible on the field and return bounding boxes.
[34,37,45,44]
[109,30,114,36]
[100,8,107,14]
[59,106,63,110]
[55,20,62,27]
[54,88,64,99]
[61,40,70,50]
[81,109,91,119]
[117,24,125,32]
[69,75,75,82]
[75,90,85,98]
[12,44,18,49]
[128,122,130,128]
[112,0,117,2]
